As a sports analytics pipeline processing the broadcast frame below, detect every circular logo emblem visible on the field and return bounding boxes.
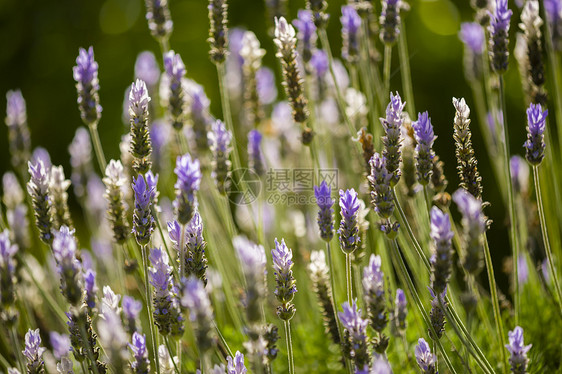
[226,168,261,205]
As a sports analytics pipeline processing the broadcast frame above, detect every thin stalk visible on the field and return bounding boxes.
[178,224,186,279]
[11,327,25,374]
[284,320,295,374]
[80,361,87,374]
[359,20,381,134]
[383,45,392,97]
[326,241,339,308]
[498,76,520,324]
[213,321,234,358]
[387,239,458,374]
[201,351,211,373]
[156,215,178,276]
[433,340,439,373]
[318,29,362,155]
[345,253,353,304]
[142,244,160,374]
[482,233,508,371]
[533,166,562,313]
[164,336,180,374]
[543,5,562,151]
[398,29,416,114]
[423,185,432,217]
[88,121,107,174]
[216,63,242,172]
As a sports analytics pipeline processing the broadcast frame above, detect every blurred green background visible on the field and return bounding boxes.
[0,0,531,291]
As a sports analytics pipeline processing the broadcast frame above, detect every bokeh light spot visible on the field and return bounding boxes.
[99,0,140,35]
[419,0,460,36]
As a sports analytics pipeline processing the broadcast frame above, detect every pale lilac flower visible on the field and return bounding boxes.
[338,300,370,368]
[73,47,102,124]
[544,0,562,50]
[453,189,485,274]
[412,111,436,185]
[52,226,82,305]
[415,338,437,374]
[524,103,548,165]
[135,51,160,88]
[248,129,265,176]
[380,0,402,44]
[173,153,201,224]
[369,153,395,220]
[293,10,317,63]
[132,173,156,245]
[488,0,513,73]
[381,92,406,186]
[122,295,142,334]
[272,238,297,320]
[130,332,150,374]
[0,229,18,308]
[314,181,335,242]
[363,254,387,333]
[181,277,215,352]
[68,127,92,198]
[395,288,407,331]
[227,351,247,374]
[338,188,361,253]
[23,329,46,374]
[510,155,530,195]
[256,67,277,105]
[145,0,173,40]
[430,206,454,295]
[208,120,232,195]
[341,5,361,63]
[163,51,187,130]
[460,22,485,54]
[518,254,529,285]
[50,332,71,360]
[505,326,532,373]
[84,269,97,309]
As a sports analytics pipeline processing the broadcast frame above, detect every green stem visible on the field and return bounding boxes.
[284,320,295,374]
[142,244,160,374]
[178,224,186,279]
[533,166,562,313]
[388,239,458,374]
[11,327,26,374]
[88,121,107,174]
[213,321,234,358]
[482,233,508,371]
[164,336,180,374]
[543,5,562,151]
[345,253,353,304]
[359,19,381,134]
[398,28,416,115]
[21,260,67,323]
[383,45,392,97]
[498,76,520,325]
[318,29,362,155]
[79,322,100,374]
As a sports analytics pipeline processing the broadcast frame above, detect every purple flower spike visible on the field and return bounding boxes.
[135,51,160,88]
[430,206,454,295]
[6,89,26,127]
[338,188,361,254]
[227,351,247,374]
[145,0,173,40]
[414,338,437,374]
[52,226,82,305]
[395,288,407,331]
[368,153,395,220]
[0,230,18,299]
[130,332,150,374]
[380,0,402,44]
[338,300,370,368]
[173,153,202,224]
[314,181,335,242]
[5,89,31,171]
[341,5,361,63]
[256,67,277,105]
[164,50,187,130]
[544,0,562,51]
[413,111,436,185]
[363,254,387,333]
[272,238,297,320]
[132,173,157,245]
[122,295,142,334]
[23,329,46,373]
[453,189,485,274]
[310,49,329,78]
[181,277,215,353]
[381,92,406,186]
[84,269,97,309]
[248,129,265,176]
[488,0,513,73]
[73,47,102,124]
[460,22,485,54]
[50,332,71,360]
[209,119,232,195]
[510,155,530,195]
[293,10,317,63]
[506,326,532,373]
[524,103,548,165]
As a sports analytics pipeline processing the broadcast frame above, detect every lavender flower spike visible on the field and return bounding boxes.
[0,230,18,324]
[414,338,437,374]
[368,153,395,220]
[272,238,297,321]
[27,159,54,244]
[129,79,152,174]
[430,207,454,296]
[274,16,309,125]
[173,153,202,225]
[208,0,229,64]
[293,10,317,64]
[23,328,46,374]
[314,181,335,242]
[506,326,532,374]
[73,47,102,125]
[338,300,370,369]
[84,269,98,309]
[380,0,402,45]
[488,0,513,73]
[524,103,548,165]
[145,0,173,41]
[413,111,437,185]
[341,6,361,64]
[181,277,216,353]
[5,89,31,171]
[248,130,265,176]
[363,254,388,338]
[135,51,160,88]
[50,332,71,360]
[544,0,562,51]
[130,332,150,374]
[132,173,156,245]
[149,247,185,337]
[395,288,407,332]
[453,189,485,274]
[52,226,82,306]
[163,51,187,130]
[338,188,361,254]
[234,236,266,325]
[227,351,248,374]
[103,160,130,244]
[209,119,232,195]
[122,295,142,334]
[381,92,406,186]
[460,22,485,55]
